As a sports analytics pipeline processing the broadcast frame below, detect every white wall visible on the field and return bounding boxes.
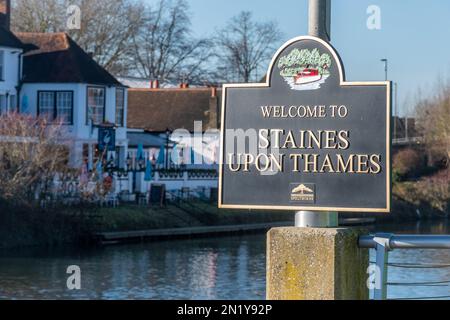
[0,46,22,112]
[20,83,128,167]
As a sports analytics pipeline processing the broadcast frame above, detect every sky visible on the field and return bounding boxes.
[146,0,450,116]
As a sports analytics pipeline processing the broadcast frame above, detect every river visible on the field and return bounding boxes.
[0,221,449,300]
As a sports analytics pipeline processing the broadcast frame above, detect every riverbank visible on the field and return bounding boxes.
[96,221,292,244]
[0,202,294,249]
[94,203,293,232]
[0,191,447,249]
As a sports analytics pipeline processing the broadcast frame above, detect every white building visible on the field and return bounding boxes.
[1,0,129,171]
[0,8,22,114]
[126,87,221,196]
[15,32,129,169]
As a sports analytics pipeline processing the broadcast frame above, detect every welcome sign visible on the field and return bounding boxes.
[219,36,391,213]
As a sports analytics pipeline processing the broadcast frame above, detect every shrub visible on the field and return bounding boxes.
[393,148,424,179]
[393,169,449,214]
[415,170,449,213]
[0,113,69,204]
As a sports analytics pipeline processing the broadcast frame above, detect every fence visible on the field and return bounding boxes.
[359,234,450,300]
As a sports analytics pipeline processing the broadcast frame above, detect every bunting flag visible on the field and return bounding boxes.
[144,159,153,181]
[157,146,165,165]
[137,143,144,160]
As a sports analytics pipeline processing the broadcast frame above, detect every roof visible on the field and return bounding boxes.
[127,131,171,148]
[0,26,23,49]
[127,88,221,132]
[15,32,123,86]
[118,76,211,89]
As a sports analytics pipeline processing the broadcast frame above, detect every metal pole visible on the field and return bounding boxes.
[165,130,169,169]
[308,0,331,41]
[394,82,398,140]
[380,59,388,81]
[405,116,408,140]
[372,234,392,300]
[296,0,337,228]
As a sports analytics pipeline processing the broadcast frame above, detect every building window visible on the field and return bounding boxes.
[0,51,4,81]
[56,92,73,124]
[87,87,105,125]
[38,92,55,120]
[38,91,73,124]
[115,88,125,126]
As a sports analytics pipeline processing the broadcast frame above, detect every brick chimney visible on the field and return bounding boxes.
[208,87,219,129]
[0,0,10,30]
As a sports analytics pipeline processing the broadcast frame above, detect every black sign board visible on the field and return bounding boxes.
[98,126,116,152]
[219,36,391,213]
[150,183,166,207]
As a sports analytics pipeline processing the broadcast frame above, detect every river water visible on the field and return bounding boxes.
[0,221,449,300]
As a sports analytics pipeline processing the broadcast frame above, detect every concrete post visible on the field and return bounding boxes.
[265,0,370,300]
[267,228,369,300]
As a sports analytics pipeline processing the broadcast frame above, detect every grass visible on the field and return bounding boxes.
[95,202,293,232]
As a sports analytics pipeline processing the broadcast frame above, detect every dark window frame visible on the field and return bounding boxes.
[37,90,74,125]
[86,86,106,125]
[0,50,4,81]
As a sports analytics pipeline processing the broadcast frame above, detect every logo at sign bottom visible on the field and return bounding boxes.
[290,183,316,204]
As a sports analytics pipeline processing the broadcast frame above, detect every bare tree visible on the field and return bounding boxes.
[214,11,283,83]
[0,113,69,203]
[130,0,212,83]
[11,0,65,32]
[68,0,145,75]
[415,81,450,168]
[11,0,144,74]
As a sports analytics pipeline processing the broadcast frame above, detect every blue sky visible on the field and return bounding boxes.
[146,0,450,116]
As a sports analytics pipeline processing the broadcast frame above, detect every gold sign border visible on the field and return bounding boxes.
[218,36,392,213]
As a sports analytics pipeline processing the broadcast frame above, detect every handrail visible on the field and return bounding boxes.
[359,233,450,300]
[359,234,450,250]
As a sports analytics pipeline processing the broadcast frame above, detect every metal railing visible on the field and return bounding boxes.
[359,234,450,300]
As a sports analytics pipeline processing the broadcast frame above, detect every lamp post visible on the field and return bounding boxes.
[381,59,398,139]
[165,128,171,169]
[296,0,337,228]
[380,58,388,81]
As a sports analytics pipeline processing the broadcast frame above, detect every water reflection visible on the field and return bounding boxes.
[0,221,448,300]
[0,235,266,300]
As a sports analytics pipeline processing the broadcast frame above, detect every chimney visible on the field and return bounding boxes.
[0,0,11,30]
[208,87,219,129]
